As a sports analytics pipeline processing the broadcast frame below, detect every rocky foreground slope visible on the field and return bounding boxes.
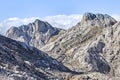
[0,34,81,80]
[4,12,120,80]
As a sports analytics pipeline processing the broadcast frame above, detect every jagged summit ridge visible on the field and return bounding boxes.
[6,19,64,49]
[33,19,55,33]
[68,12,117,33]
[81,12,117,27]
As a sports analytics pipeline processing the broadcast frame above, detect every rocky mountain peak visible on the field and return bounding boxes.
[81,12,117,27]
[82,12,97,21]
[6,19,63,49]
[33,19,53,33]
[41,13,120,79]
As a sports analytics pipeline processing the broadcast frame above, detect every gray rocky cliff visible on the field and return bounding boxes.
[6,19,64,49]
[41,13,120,79]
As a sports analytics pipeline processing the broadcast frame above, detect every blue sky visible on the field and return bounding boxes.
[0,0,120,34]
[0,0,120,21]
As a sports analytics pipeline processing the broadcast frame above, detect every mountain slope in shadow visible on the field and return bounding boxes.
[0,35,82,80]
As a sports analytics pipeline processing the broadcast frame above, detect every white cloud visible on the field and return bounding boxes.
[111,14,120,21]
[0,17,39,34]
[0,14,82,34]
[42,14,82,29]
[0,14,120,34]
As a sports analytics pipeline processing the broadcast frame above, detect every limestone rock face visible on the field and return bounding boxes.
[6,19,64,49]
[41,13,120,78]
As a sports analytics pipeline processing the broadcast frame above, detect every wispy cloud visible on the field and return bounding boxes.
[0,14,120,34]
[111,14,120,21]
[42,14,82,29]
[0,14,82,34]
[0,17,39,34]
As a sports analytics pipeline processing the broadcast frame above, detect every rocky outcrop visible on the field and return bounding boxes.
[6,19,65,49]
[69,12,117,33]
[81,12,116,27]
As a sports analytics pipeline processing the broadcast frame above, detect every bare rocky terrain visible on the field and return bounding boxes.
[2,12,120,80]
[0,34,79,80]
